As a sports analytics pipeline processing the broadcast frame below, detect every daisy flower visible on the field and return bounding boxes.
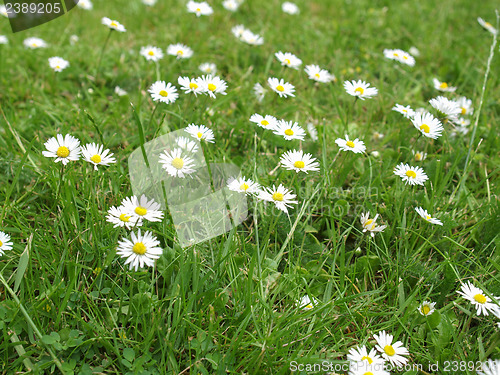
[122,195,164,222]
[267,77,295,98]
[24,37,48,49]
[106,206,142,229]
[456,96,474,116]
[69,35,79,45]
[456,117,471,127]
[373,330,409,367]
[297,295,319,310]
[42,134,81,165]
[372,132,384,141]
[360,212,387,237]
[222,0,241,11]
[159,148,197,178]
[429,96,461,122]
[185,124,215,143]
[175,136,199,153]
[48,57,70,72]
[0,35,8,44]
[282,1,299,14]
[335,135,366,154]
[140,46,164,62]
[227,177,260,195]
[275,51,302,70]
[101,17,126,32]
[412,150,427,162]
[186,0,213,17]
[241,30,264,45]
[199,75,228,98]
[418,301,436,316]
[415,207,443,226]
[394,163,428,186]
[383,48,415,66]
[77,0,93,10]
[142,0,157,5]
[457,281,499,317]
[0,5,8,17]
[259,184,298,213]
[199,62,217,74]
[148,81,179,104]
[81,143,116,170]
[177,76,204,96]
[478,359,500,375]
[167,43,193,59]
[433,78,456,92]
[116,230,163,271]
[253,83,267,102]
[273,120,306,141]
[307,122,318,141]
[249,113,278,129]
[392,104,415,119]
[347,345,384,366]
[231,24,247,39]
[0,231,13,256]
[477,17,498,35]
[409,46,420,57]
[115,86,128,96]
[411,112,444,139]
[280,149,320,173]
[344,80,378,100]
[304,64,335,83]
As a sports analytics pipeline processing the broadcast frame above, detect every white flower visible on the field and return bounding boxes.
[0,5,8,17]
[175,136,199,153]
[297,295,318,310]
[240,30,264,45]
[282,1,299,14]
[142,0,157,6]
[456,117,471,127]
[457,281,499,317]
[477,17,498,35]
[231,24,247,39]
[373,330,409,367]
[273,120,305,141]
[429,96,461,122]
[412,150,427,162]
[115,86,128,96]
[275,51,302,69]
[101,17,126,32]
[394,163,428,186]
[222,0,241,11]
[335,135,366,154]
[259,184,298,213]
[77,0,93,10]
[159,148,197,178]
[227,177,260,195]
[456,96,474,116]
[140,46,164,62]
[121,195,164,222]
[267,77,295,98]
[199,62,217,74]
[344,80,378,100]
[0,231,13,256]
[148,81,178,104]
[106,206,142,229]
[372,132,384,141]
[177,76,204,96]
[185,124,215,143]
[187,1,213,17]
[418,301,436,316]
[42,134,81,165]
[253,83,267,102]
[0,35,8,45]
[167,43,193,59]
[383,48,415,66]
[116,230,163,271]
[411,112,444,139]
[478,359,500,375]
[304,64,335,83]
[280,149,320,173]
[69,35,79,45]
[392,104,415,119]
[307,122,318,141]
[249,113,278,130]
[24,37,48,49]
[360,212,387,237]
[81,143,116,170]
[409,46,420,57]
[199,75,228,98]
[433,78,456,92]
[347,345,384,366]
[48,57,70,72]
[415,207,443,226]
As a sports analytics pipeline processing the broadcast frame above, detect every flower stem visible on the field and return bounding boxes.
[95,30,113,82]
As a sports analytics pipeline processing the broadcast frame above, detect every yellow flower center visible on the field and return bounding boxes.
[384,345,396,356]
[461,107,466,115]
[420,124,430,133]
[110,21,118,27]
[240,183,249,191]
[32,43,37,47]
[284,58,291,65]
[135,206,148,216]
[361,356,373,364]
[293,161,305,168]
[314,73,320,78]
[284,129,294,136]
[305,304,313,309]
[119,214,130,222]
[172,157,184,169]
[272,192,284,201]
[189,82,198,89]
[403,55,408,60]
[159,90,169,97]
[208,83,216,91]
[439,82,448,89]
[405,170,417,178]
[425,215,431,220]
[364,372,374,375]
[177,50,184,55]
[421,305,431,315]
[261,120,269,126]
[56,146,70,158]
[474,294,487,304]
[148,50,154,56]
[365,219,373,226]
[355,87,364,94]
[276,85,285,92]
[393,52,399,57]
[196,7,201,11]
[485,22,492,27]
[197,132,203,138]
[132,242,147,255]
[56,65,61,70]
[415,153,422,160]
[0,240,2,247]
[90,154,102,164]
[346,141,355,148]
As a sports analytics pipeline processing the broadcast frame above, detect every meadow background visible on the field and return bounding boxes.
[0,0,499,373]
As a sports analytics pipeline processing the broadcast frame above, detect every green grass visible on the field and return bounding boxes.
[0,0,499,374]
